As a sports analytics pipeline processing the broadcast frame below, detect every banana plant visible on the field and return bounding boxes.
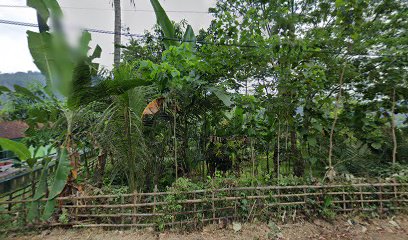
[147,0,232,113]
[150,0,196,49]
[24,0,103,220]
[148,0,233,178]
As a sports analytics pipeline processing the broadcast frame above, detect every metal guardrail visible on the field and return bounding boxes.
[0,149,97,195]
[0,157,57,195]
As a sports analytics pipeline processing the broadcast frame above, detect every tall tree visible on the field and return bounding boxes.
[113,0,121,67]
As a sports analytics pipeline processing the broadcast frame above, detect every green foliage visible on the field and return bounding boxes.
[167,177,204,192]
[0,137,31,161]
[58,208,69,224]
[47,148,70,199]
[27,158,50,222]
[149,0,176,49]
[320,196,336,221]
[2,0,406,226]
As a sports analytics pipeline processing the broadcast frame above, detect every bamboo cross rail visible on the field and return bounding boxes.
[1,181,407,231]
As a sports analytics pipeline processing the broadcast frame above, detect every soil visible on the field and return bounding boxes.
[5,214,408,240]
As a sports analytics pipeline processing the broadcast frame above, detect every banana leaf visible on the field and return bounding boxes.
[41,198,57,221]
[27,31,73,97]
[27,159,49,222]
[47,148,70,199]
[182,25,196,49]
[207,86,233,107]
[150,0,177,49]
[41,149,70,221]
[27,0,62,22]
[0,137,31,161]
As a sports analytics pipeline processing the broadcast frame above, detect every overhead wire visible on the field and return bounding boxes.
[0,19,405,60]
[0,4,210,14]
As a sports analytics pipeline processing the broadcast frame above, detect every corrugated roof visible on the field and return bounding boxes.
[0,121,28,139]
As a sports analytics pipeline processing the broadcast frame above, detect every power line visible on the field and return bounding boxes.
[0,19,145,38]
[0,19,254,48]
[0,19,404,59]
[0,4,210,14]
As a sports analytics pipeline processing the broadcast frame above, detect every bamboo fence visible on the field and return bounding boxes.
[0,182,407,230]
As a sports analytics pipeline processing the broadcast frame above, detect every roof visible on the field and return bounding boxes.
[0,121,28,139]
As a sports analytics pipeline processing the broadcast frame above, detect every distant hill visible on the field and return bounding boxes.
[0,71,45,90]
[0,72,45,109]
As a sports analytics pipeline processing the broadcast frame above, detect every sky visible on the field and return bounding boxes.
[0,0,216,73]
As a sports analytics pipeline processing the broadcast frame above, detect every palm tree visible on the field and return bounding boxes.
[113,0,121,67]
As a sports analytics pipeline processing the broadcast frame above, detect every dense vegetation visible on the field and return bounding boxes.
[0,0,407,221]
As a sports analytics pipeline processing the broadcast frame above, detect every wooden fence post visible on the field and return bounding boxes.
[359,185,364,210]
[234,188,238,221]
[193,192,197,228]
[342,187,346,212]
[153,185,157,227]
[303,187,307,205]
[153,185,157,214]
[392,180,398,208]
[121,195,125,227]
[75,195,79,223]
[212,188,216,224]
[133,191,138,225]
[379,185,383,214]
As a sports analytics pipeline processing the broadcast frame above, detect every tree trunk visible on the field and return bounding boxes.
[113,0,121,67]
[391,87,397,165]
[94,150,107,188]
[173,109,178,180]
[251,137,255,179]
[328,65,346,170]
[182,115,188,176]
[291,130,304,177]
[124,106,136,191]
[273,122,281,180]
[266,142,270,175]
[273,142,278,177]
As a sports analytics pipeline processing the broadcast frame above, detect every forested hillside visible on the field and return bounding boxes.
[0,71,45,89]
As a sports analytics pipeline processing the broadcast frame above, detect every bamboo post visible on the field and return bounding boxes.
[303,187,307,205]
[201,193,205,227]
[193,192,197,228]
[359,186,364,210]
[153,185,157,227]
[153,185,157,214]
[342,187,346,212]
[392,180,398,208]
[379,185,383,214]
[133,191,138,224]
[234,188,238,221]
[121,195,125,227]
[75,196,79,223]
[212,188,216,224]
